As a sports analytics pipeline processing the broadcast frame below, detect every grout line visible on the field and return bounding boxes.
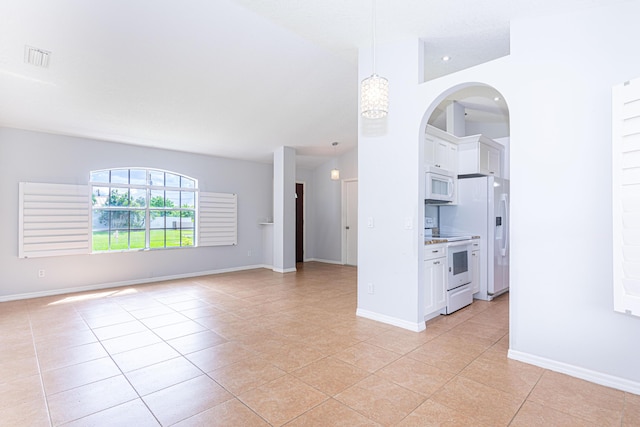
[26,310,54,427]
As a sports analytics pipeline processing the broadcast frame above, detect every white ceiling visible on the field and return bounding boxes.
[0,0,625,168]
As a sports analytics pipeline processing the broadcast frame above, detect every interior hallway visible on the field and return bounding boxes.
[0,262,638,426]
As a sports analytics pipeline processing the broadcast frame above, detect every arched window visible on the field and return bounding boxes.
[90,168,197,252]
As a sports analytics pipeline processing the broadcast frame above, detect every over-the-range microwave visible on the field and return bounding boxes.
[425,170,455,203]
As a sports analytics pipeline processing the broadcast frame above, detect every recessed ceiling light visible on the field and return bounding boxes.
[494,96,501,101]
[441,55,451,62]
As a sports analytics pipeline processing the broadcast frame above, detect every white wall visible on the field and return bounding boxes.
[0,127,272,300]
[359,0,640,391]
[357,40,426,331]
[299,147,358,264]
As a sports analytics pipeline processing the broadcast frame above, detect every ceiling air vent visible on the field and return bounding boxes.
[24,45,51,68]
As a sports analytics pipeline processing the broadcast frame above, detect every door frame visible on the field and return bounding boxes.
[341,178,358,265]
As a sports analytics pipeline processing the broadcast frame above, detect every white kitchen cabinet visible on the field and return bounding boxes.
[425,127,459,175]
[424,245,447,318]
[471,249,480,295]
[458,135,503,177]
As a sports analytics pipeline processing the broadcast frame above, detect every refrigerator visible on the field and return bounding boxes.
[440,175,509,301]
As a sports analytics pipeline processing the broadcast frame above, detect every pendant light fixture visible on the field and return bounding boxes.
[360,0,389,119]
[330,142,340,180]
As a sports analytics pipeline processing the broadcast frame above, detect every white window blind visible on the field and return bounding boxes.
[612,77,640,317]
[19,182,91,258]
[198,192,237,246]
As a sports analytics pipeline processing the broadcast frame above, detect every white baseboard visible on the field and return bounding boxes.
[508,349,640,395]
[0,264,267,303]
[356,308,426,332]
[304,258,344,265]
[272,267,297,273]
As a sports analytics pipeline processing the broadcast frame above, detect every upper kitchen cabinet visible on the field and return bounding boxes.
[425,125,459,174]
[457,134,504,178]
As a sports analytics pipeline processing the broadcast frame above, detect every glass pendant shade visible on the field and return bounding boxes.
[330,168,340,180]
[361,73,389,119]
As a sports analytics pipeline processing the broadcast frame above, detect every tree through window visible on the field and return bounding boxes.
[90,168,197,251]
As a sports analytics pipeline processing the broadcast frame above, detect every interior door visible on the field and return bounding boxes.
[295,183,304,263]
[345,180,358,266]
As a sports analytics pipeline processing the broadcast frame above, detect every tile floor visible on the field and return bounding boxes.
[0,262,638,426]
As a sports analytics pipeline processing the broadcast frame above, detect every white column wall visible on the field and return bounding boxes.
[357,40,425,331]
[273,146,297,273]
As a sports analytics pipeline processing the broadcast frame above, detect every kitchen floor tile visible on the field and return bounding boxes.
[333,342,401,372]
[375,356,456,397]
[91,319,148,341]
[185,341,256,372]
[510,400,599,426]
[527,371,625,427]
[284,398,381,426]
[62,398,160,427]
[396,399,494,427]
[173,398,270,427]
[292,356,370,396]
[1,264,633,426]
[41,357,121,395]
[47,375,138,425]
[208,355,286,395]
[459,347,544,398]
[125,356,202,396]
[334,374,425,426]
[151,319,208,341]
[624,393,640,426]
[37,341,108,372]
[238,374,328,426]
[100,330,163,355]
[111,342,181,372]
[142,374,233,426]
[166,329,227,354]
[430,376,523,426]
[0,375,50,426]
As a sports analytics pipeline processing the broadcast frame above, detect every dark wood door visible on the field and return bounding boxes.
[295,183,304,262]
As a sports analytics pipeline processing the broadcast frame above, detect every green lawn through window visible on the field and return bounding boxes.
[92,230,193,251]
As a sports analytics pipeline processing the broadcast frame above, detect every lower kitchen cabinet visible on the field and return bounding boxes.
[471,250,480,294]
[424,250,447,318]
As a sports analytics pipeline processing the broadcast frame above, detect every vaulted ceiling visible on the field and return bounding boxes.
[0,0,624,167]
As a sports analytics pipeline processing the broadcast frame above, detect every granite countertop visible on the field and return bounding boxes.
[424,235,480,245]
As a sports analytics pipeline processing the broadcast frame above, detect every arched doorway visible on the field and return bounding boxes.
[421,83,511,306]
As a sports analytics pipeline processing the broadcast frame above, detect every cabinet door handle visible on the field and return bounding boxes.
[432,250,439,253]
[433,261,439,265]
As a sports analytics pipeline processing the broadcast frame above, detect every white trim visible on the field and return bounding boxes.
[272,267,297,273]
[508,349,640,395]
[356,308,426,332]
[304,257,343,265]
[0,265,266,303]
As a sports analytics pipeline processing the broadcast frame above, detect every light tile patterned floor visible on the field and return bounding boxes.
[0,262,638,426]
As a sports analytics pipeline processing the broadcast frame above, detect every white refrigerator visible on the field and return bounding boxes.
[440,175,509,300]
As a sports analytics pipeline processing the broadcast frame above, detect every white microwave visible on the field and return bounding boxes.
[425,171,455,203]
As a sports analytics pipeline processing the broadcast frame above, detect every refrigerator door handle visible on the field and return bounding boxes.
[500,194,508,256]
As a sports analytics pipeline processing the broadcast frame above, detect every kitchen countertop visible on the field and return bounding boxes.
[424,235,480,245]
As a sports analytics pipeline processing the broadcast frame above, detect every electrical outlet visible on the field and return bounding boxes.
[367,283,374,294]
[38,269,45,278]
[247,250,252,257]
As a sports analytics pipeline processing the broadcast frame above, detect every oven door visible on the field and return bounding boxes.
[447,242,471,289]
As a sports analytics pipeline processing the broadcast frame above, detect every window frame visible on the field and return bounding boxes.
[90,168,198,253]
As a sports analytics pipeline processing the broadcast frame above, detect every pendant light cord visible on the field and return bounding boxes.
[371,0,376,74]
